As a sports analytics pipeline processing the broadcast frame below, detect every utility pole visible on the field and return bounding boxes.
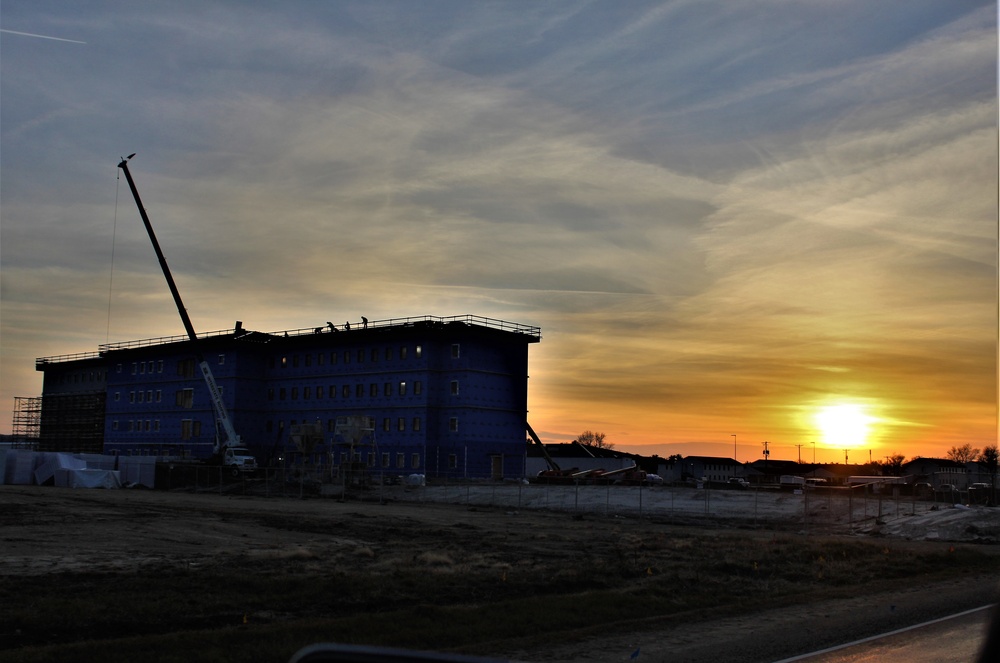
[795,444,803,464]
[732,434,737,476]
[763,440,770,472]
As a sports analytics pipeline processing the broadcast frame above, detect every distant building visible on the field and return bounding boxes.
[902,458,968,489]
[749,460,871,486]
[34,315,540,480]
[678,456,745,483]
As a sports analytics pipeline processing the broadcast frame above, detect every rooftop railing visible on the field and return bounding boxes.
[36,314,540,365]
[98,327,236,353]
[275,314,541,338]
[35,351,104,368]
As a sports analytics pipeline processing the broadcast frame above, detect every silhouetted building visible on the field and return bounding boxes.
[35,315,540,480]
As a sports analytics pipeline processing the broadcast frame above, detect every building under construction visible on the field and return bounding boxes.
[34,314,540,480]
[27,159,541,481]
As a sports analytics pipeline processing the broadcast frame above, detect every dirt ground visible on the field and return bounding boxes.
[1,485,998,662]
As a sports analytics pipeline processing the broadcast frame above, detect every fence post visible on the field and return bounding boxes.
[849,487,853,531]
[754,483,759,529]
[804,486,809,533]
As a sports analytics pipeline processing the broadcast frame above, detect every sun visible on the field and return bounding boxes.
[814,403,874,449]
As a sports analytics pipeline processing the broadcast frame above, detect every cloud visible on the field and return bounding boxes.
[0,2,994,459]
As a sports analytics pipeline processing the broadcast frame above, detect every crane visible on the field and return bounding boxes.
[117,155,255,473]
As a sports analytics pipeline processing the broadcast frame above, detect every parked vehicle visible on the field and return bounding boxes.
[223,447,258,476]
[969,482,994,505]
[728,477,749,489]
[779,475,805,489]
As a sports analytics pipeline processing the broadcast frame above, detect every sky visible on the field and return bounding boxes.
[1,1,997,464]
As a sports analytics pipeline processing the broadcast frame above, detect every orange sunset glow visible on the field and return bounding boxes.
[1,3,996,462]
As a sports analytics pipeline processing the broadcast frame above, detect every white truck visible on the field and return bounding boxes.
[223,447,258,476]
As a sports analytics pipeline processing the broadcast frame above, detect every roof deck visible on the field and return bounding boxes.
[36,314,541,366]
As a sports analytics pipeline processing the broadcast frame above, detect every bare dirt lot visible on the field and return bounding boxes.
[1,485,997,663]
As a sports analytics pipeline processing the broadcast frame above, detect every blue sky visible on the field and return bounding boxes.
[1,1,996,461]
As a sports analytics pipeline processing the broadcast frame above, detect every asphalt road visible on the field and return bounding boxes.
[776,604,998,663]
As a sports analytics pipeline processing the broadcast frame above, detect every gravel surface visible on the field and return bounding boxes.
[1,484,997,663]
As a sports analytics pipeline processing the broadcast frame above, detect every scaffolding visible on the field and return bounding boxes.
[11,396,42,449]
[38,392,106,454]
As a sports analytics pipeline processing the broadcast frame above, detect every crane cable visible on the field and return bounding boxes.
[107,168,120,346]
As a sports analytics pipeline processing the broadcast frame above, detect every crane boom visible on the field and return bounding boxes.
[526,421,561,472]
[117,157,199,343]
[117,156,241,455]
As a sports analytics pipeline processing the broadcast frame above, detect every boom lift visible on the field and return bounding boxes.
[526,422,582,482]
[526,423,648,484]
[117,155,256,475]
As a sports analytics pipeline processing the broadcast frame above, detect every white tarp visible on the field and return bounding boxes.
[4,449,40,485]
[1,451,130,487]
[77,453,117,470]
[55,468,122,489]
[34,452,87,485]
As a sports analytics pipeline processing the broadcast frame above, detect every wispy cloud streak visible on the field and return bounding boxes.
[1,28,86,44]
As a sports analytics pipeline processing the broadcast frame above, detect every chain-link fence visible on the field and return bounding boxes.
[157,464,414,500]
[157,471,962,533]
[380,481,944,533]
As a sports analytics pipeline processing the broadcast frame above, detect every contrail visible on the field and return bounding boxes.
[0,29,86,44]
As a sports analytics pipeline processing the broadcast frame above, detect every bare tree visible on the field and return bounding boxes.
[946,443,981,463]
[878,453,906,476]
[577,430,613,449]
[980,444,998,480]
[978,445,999,507]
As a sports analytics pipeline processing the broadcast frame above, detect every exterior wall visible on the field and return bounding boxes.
[902,459,968,489]
[104,345,220,458]
[36,358,107,453]
[39,317,538,480]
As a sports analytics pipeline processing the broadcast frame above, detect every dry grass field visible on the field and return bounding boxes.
[1,485,997,662]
